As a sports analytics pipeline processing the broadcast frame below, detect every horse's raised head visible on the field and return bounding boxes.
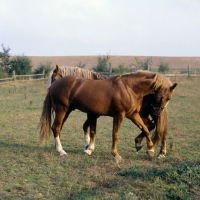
[51,65,62,84]
[151,74,177,116]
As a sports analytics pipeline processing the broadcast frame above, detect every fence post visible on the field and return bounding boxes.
[43,69,45,78]
[108,63,112,77]
[13,70,16,81]
[188,64,190,78]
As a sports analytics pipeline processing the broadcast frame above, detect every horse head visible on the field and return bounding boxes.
[51,65,62,84]
[151,77,177,116]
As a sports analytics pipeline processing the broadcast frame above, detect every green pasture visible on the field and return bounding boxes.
[0,77,199,200]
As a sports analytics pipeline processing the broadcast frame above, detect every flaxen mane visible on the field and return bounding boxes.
[48,66,107,87]
[152,73,172,90]
[58,66,107,80]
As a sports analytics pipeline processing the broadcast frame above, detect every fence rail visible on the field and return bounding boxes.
[0,70,199,84]
[0,70,46,84]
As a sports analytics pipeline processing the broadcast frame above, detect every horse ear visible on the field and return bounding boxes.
[55,65,59,73]
[170,83,177,91]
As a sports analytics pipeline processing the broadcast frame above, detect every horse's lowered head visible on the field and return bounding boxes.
[151,80,177,116]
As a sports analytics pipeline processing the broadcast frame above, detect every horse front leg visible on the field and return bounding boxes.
[84,115,98,156]
[111,114,124,162]
[135,117,155,152]
[129,113,155,157]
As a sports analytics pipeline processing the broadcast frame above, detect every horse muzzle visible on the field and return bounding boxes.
[151,104,164,116]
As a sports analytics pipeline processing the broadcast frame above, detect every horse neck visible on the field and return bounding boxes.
[122,74,157,96]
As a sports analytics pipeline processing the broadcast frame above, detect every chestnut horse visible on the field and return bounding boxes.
[50,65,172,158]
[40,70,177,161]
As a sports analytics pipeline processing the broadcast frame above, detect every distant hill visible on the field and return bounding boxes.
[26,55,200,71]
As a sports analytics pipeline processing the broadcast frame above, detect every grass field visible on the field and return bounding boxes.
[0,77,200,200]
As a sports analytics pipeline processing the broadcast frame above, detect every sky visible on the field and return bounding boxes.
[0,0,200,57]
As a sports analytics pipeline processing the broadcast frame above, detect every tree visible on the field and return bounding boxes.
[132,57,150,70]
[93,55,110,72]
[10,55,33,75]
[158,62,169,72]
[34,61,53,76]
[0,44,11,73]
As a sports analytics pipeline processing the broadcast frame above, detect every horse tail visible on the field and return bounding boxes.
[151,108,168,144]
[39,89,52,144]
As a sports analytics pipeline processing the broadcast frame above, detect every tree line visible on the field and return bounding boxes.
[0,44,169,79]
[0,44,52,78]
[92,55,169,74]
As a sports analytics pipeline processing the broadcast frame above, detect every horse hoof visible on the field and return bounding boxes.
[83,149,92,156]
[157,154,165,159]
[114,154,122,163]
[135,143,143,152]
[146,150,154,157]
[59,150,67,156]
[136,145,143,152]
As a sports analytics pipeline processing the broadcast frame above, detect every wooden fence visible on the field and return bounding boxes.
[0,69,199,85]
[0,70,46,84]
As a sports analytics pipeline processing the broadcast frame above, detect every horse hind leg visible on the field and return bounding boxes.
[84,115,97,156]
[52,105,71,156]
[83,118,90,150]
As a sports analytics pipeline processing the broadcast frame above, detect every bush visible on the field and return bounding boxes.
[158,62,169,72]
[76,62,86,68]
[34,61,53,76]
[112,64,130,74]
[93,56,110,72]
[0,68,9,78]
[10,55,33,75]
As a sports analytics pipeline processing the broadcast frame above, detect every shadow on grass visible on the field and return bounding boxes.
[0,141,82,156]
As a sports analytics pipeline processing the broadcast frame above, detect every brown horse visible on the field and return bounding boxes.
[51,65,171,158]
[138,94,169,158]
[40,70,177,161]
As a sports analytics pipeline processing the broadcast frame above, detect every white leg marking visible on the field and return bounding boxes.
[89,143,95,151]
[136,143,143,147]
[84,133,90,147]
[83,143,95,156]
[55,137,67,156]
[158,153,165,159]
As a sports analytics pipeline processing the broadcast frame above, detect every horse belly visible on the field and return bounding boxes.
[72,94,111,115]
